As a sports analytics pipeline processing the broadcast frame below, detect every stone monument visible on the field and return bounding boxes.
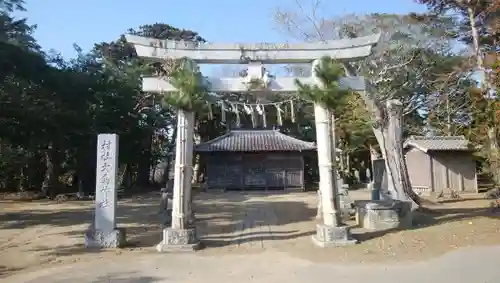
[84,134,126,248]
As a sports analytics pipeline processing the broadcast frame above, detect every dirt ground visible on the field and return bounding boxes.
[1,189,500,278]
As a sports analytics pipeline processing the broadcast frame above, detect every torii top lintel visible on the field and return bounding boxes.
[125,33,381,64]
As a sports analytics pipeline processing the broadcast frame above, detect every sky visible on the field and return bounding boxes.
[17,0,426,59]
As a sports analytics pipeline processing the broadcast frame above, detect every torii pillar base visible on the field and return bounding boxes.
[312,224,357,247]
[156,227,201,252]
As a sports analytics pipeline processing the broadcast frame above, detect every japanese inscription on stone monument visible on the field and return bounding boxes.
[95,134,119,232]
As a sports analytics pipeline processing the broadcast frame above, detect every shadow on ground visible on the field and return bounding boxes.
[0,194,162,230]
[355,205,500,242]
[192,191,317,248]
[4,189,499,273]
[0,265,21,277]
[1,191,317,253]
[91,273,165,283]
[28,244,107,258]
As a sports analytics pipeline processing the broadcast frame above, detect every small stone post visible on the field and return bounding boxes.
[84,134,126,248]
[311,59,356,247]
[366,167,371,182]
[371,158,385,201]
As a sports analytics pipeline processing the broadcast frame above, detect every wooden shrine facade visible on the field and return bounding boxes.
[196,129,316,191]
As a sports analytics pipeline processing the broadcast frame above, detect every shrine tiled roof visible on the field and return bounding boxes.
[403,135,472,152]
[195,129,316,152]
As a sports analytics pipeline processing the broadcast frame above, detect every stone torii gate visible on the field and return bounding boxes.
[126,34,380,251]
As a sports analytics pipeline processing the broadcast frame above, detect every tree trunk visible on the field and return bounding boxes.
[137,133,153,186]
[342,62,420,207]
[76,147,94,196]
[346,155,351,172]
[467,6,499,185]
[150,163,156,184]
[162,118,178,185]
[445,93,452,136]
[124,163,133,189]
[339,150,345,173]
[192,125,202,184]
[373,100,420,208]
[487,127,500,184]
[467,6,484,72]
[40,145,59,199]
[17,165,26,192]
